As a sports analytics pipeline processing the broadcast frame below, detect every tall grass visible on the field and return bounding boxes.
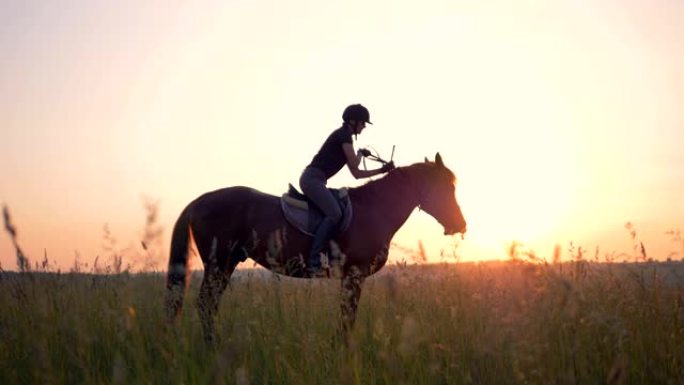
[2,205,683,383]
[1,259,683,384]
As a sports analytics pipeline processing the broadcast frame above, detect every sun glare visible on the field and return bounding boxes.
[456,123,579,256]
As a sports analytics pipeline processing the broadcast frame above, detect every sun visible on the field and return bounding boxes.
[455,133,580,259]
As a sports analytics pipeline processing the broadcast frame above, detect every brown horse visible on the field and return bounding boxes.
[165,153,466,343]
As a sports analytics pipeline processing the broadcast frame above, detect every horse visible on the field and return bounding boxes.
[165,153,466,343]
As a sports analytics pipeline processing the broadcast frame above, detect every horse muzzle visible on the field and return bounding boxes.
[444,226,466,237]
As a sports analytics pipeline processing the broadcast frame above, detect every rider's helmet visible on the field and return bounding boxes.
[342,104,372,125]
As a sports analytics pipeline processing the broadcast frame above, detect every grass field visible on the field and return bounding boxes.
[1,257,683,384]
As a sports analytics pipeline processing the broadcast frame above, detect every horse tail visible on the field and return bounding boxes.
[165,205,192,322]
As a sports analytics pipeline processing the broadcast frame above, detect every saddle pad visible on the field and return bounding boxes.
[280,190,352,236]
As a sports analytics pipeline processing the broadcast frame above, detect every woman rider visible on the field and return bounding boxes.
[300,104,394,276]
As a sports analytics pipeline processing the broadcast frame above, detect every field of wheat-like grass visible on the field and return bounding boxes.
[1,258,683,385]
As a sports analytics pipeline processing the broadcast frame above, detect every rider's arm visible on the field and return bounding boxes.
[342,143,385,179]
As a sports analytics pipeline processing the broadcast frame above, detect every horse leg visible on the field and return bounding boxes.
[339,266,365,342]
[196,237,241,345]
[197,269,230,345]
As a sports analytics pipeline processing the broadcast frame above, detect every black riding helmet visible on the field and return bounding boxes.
[342,104,373,125]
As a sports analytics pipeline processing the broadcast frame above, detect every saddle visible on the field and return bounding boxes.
[280,184,353,236]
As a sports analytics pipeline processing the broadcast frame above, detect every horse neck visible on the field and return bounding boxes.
[349,168,420,235]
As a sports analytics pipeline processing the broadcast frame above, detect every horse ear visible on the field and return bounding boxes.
[424,157,429,163]
[435,152,444,167]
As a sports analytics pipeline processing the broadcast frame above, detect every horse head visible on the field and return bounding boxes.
[412,153,467,236]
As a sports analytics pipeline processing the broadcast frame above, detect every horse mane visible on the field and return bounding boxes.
[348,166,408,202]
[348,162,453,204]
[349,161,456,204]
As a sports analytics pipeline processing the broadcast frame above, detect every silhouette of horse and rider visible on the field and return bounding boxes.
[166,104,467,343]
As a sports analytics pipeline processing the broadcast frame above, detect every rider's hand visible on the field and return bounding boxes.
[358,148,372,157]
[381,161,395,173]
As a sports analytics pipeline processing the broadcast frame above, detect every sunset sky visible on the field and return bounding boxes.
[1,0,682,271]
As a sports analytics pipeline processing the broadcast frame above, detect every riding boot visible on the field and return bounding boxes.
[307,217,338,277]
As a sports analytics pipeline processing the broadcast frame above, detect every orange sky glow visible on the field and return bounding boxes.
[1,0,683,271]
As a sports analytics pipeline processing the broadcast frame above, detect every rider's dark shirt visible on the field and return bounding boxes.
[308,126,353,179]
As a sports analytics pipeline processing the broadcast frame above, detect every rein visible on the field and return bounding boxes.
[358,146,426,210]
[360,162,426,211]
[364,153,389,165]
[361,145,394,169]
